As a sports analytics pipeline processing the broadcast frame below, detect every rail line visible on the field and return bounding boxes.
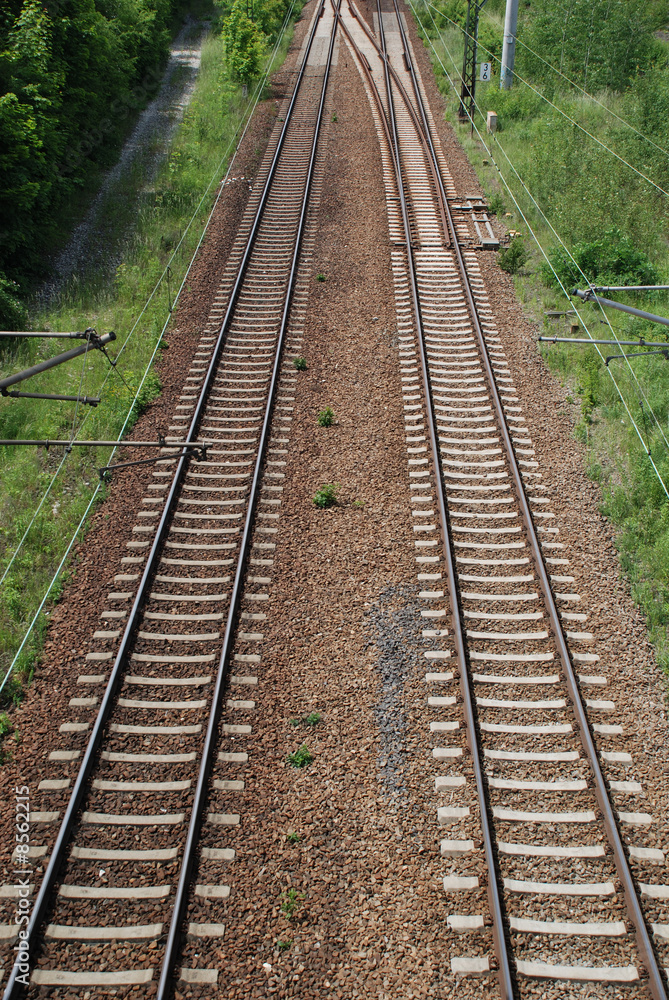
[0,1,339,994]
[1,0,668,994]
[339,0,668,995]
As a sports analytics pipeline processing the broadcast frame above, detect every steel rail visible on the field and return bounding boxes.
[156,1,341,993]
[370,1,514,995]
[1,4,329,995]
[389,4,667,996]
[346,0,449,241]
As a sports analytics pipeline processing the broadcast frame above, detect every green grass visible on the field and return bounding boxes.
[279,888,304,919]
[0,17,300,703]
[411,0,669,669]
[289,711,321,727]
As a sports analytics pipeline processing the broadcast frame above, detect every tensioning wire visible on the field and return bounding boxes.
[419,0,669,200]
[409,0,669,497]
[484,17,669,161]
[416,0,669,454]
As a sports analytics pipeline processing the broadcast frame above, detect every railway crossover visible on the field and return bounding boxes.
[339,0,669,995]
[1,0,668,996]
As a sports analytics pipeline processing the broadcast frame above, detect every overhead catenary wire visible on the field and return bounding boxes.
[418,0,669,200]
[0,9,298,692]
[414,0,669,458]
[409,0,669,497]
[479,12,669,164]
[0,12,295,596]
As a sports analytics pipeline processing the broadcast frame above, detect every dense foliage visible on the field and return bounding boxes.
[542,228,661,289]
[216,0,295,85]
[522,0,665,91]
[0,0,182,313]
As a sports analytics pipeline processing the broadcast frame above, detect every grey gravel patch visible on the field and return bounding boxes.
[367,585,421,806]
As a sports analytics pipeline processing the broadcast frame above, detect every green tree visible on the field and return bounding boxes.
[223,0,265,85]
[522,0,659,91]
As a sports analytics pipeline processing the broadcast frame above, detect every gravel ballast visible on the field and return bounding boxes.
[0,1,668,997]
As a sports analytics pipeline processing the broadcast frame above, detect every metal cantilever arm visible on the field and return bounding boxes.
[573,288,669,330]
[0,332,116,390]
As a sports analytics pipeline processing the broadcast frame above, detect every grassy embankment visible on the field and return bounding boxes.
[410,0,669,668]
[0,10,299,705]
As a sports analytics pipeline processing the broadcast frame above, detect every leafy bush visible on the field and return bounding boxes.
[222,1,266,85]
[312,483,338,508]
[280,887,304,918]
[0,0,182,283]
[488,192,505,216]
[316,406,334,427]
[287,744,313,768]
[0,273,27,329]
[498,235,529,274]
[541,228,660,289]
[522,0,659,92]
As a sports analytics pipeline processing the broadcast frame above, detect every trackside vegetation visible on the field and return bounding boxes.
[411,0,669,667]
[0,0,188,308]
[0,0,301,705]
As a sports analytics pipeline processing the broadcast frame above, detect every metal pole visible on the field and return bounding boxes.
[593,285,669,293]
[0,332,116,390]
[500,0,519,89]
[1,391,100,405]
[0,439,204,449]
[539,336,668,347]
[573,288,669,329]
[458,0,474,119]
[0,331,93,339]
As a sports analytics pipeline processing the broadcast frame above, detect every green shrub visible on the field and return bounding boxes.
[312,483,338,508]
[542,228,660,290]
[280,887,304,918]
[287,744,313,768]
[488,192,505,216]
[498,236,529,274]
[0,274,27,329]
[317,406,334,427]
[222,1,266,86]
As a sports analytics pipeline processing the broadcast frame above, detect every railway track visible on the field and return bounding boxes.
[0,2,339,994]
[1,0,668,995]
[339,0,669,995]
